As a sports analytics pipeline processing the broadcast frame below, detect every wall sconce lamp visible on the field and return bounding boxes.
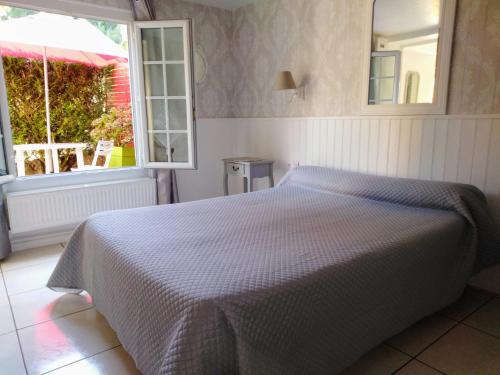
[274,71,304,102]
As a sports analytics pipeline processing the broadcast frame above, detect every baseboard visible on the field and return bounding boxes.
[10,224,76,251]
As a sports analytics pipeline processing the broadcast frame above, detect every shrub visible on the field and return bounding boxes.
[90,104,134,147]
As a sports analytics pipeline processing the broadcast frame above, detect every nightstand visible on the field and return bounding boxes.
[223,157,274,195]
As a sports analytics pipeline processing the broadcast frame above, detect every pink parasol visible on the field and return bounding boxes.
[0,12,127,66]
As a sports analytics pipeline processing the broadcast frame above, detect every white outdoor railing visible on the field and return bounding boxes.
[13,143,88,177]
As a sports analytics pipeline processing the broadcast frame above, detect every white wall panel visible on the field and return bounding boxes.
[240,116,500,210]
[173,115,500,224]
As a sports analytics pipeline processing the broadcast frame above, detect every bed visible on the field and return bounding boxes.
[48,166,500,375]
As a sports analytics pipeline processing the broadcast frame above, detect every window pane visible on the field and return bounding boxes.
[170,133,188,162]
[143,64,164,97]
[371,56,395,78]
[163,28,184,60]
[168,100,187,130]
[149,133,169,162]
[142,28,162,61]
[378,78,395,101]
[165,64,186,96]
[146,99,166,130]
[369,78,395,104]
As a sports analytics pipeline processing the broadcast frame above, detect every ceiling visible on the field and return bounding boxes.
[182,0,256,10]
[373,0,440,36]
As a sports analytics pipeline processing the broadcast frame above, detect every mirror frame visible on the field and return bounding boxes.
[361,0,457,116]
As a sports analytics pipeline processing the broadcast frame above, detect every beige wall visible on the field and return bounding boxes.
[448,0,500,114]
[153,0,234,118]
[62,0,500,117]
[230,0,500,117]
[125,0,500,118]
[231,0,366,117]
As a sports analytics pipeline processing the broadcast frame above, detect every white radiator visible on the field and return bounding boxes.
[6,178,157,235]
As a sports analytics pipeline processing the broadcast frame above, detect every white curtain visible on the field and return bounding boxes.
[0,112,11,259]
[156,169,179,205]
[0,188,11,259]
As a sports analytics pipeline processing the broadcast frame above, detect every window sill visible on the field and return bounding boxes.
[5,167,152,193]
[0,175,14,185]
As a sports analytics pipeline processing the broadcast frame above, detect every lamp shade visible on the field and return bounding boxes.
[275,71,297,90]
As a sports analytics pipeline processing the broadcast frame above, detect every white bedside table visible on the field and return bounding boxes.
[223,157,274,195]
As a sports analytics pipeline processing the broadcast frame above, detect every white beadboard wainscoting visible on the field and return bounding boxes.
[237,115,500,220]
[176,118,250,201]
[7,178,157,250]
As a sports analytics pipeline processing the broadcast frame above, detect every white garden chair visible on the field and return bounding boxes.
[71,140,114,171]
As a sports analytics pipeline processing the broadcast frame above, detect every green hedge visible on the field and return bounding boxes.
[3,56,112,172]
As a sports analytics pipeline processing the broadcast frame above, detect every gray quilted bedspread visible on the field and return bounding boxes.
[48,166,500,375]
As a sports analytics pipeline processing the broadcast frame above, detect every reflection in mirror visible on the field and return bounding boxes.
[369,0,440,105]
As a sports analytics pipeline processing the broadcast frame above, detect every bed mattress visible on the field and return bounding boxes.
[48,166,500,375]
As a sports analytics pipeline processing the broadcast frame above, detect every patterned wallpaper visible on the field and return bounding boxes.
[231,0,500,117]
[231,0,366,117]
[448,0,500,114]
[85,0,500,118]
[154,0,234,118]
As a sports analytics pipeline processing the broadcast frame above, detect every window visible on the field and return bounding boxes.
[0,7,196,178]
[0,6,136,177]
[136,20,196,169]
[368,51,401,105]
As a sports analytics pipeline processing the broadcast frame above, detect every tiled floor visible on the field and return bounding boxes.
[0,244,139,375]
[340,286,500,374]
[1,245,499,375]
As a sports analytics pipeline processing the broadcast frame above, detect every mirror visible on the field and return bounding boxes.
[362,0,456,115]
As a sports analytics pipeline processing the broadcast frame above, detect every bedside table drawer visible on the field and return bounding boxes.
[226,162,245,176]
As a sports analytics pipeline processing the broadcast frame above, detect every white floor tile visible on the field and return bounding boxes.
[1,245,63,272]
[418,324,500,374]
[469,263,500,296]
[341,345,411,375]
[0,331,27,375]
[439,286,493,321]
[0,277,15,335]
[18,308,119,375]
[0,277,9,305]
[396,360,442,374]
[0,303,16,335]
[10,288,93,329]
[464,298,500,337]
[387,315,456,356]
[46,346,140,375]
[4,261,58,295]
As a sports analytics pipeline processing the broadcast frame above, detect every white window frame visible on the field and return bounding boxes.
[134,20,197,170]
[0,0,155,189]
[368,51,401,105]
[0,55,15,176]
